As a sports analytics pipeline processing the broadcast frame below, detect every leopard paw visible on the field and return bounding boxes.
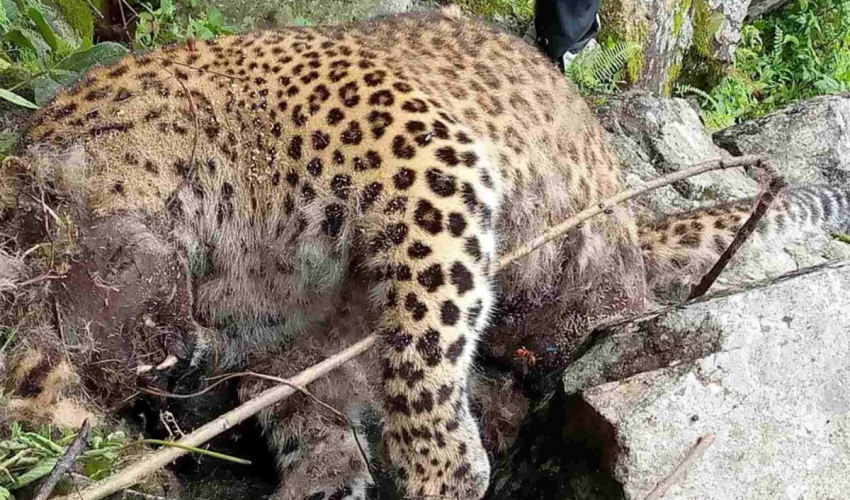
[384,400,490,500]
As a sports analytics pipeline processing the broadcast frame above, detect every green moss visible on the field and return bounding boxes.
[450,0,534,22]
[672,0,692,37]
[53,0,94,47]
[664,62,681,95]
[675,0,728,90]
[598,0,649,83]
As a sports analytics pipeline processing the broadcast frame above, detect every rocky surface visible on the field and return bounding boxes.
[560,260,850,499]
[597,91,759,218]
[746,0,794,19]
[491,260,850,500]
[598,91,850,294]
[714,93,850,188]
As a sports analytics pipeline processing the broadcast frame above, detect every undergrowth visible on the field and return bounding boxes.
[566,40,642,94]
[0,422,127,498]
[680,0,850,130]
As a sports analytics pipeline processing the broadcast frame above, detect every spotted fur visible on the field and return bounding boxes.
[11,6,850,500]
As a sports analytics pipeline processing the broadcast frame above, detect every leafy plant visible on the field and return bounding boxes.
[566,40,642,94]
[686,0,850,130]
[134,0,236,49]
[0,0,128,109]
[0,421,126,496]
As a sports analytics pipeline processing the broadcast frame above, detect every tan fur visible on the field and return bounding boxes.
[9,7,847,500]
[19,10,647,497]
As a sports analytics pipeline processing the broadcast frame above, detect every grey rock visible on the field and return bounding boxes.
[714,93,850,188]
[746,0,794,19]
[598,92,850,293]
[709,0,749,63]
[560,260,850,499]
[598,91,759,218]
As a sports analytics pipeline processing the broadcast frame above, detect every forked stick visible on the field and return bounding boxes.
[55,154,770,500]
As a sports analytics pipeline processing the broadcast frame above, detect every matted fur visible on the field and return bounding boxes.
[3,6,849,500]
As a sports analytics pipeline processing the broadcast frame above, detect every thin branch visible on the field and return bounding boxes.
[137,372,246,399]
[688,164,785,299]
[161,59,245,81]
[33,419,91,500]
[51,336,376,500]
[497,155,767,267]
[56,154,769,500]
[14,273,63,288]
[642,434,715,500]
[141,370,376,484]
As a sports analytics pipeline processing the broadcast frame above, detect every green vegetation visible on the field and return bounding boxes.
[567,40,642,94]
[0,422,127,498]
[682,0,850,130]
[0,0,236,112]
[0,0,129,110]
[596,0,649,83]
[133,0,236,49]
[443,0,534,25]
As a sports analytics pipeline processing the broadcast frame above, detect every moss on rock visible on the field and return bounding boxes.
[676,0,729,90]
[53,0,94,47]
[598,0,650,84]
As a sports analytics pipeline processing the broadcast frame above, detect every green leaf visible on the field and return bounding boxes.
[206,6,222,26]
[12,457,57,488]
[0,485,11,500]
[832,232,850,244]
[0,88,38,109]
[0,441,26,453]
[32,75,62,105]
[20,433,64,455]
[3,29,36,53]
[1,0,18,24]
[57,42,129,73]
[0,131,17,156]
[27,8,58,52]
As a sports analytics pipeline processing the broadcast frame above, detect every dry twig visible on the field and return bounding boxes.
[52,337,376,500]
[57,154,769,500]
[33,419,91,500]
[498,155,769,266]
[688,168,786,299]
[642,434,715,500]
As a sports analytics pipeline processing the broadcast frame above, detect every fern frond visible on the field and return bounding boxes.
[772,25,784,61]
[674,82,718,106]
[566,41,642,91]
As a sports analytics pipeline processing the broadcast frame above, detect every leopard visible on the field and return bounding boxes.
[3,5,849,500]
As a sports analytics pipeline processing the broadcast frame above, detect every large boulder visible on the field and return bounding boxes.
[746,0,794,19]
[598,91,850,293]
[490,259,850,500]
[596,91,758,219]
[559,259,850,499]
[714,93,850,188]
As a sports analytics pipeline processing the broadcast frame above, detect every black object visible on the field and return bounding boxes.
[535,0,601,66]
